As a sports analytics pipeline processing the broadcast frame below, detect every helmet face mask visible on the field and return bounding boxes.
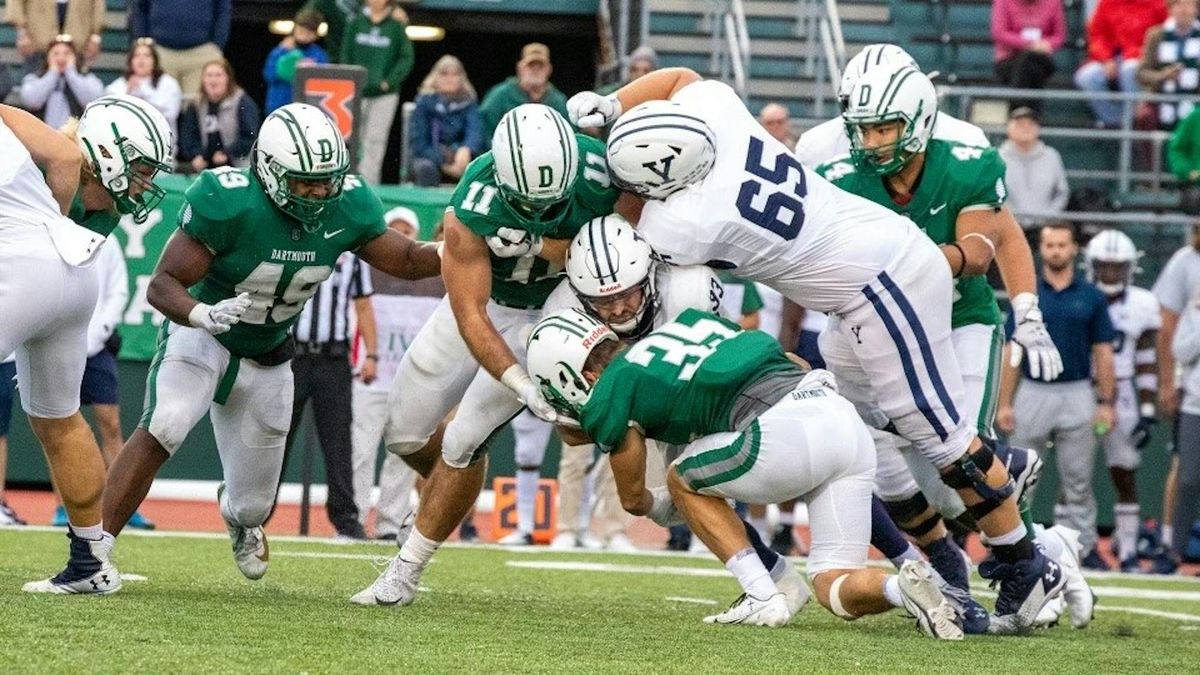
[577,276,656,335]
[846,116,918,176]
[566,214,660,336]
[253,103,349,232]
[77,95,174,224]
[842,64,937,177]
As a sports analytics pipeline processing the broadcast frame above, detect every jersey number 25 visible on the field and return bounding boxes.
[736,137,807,241]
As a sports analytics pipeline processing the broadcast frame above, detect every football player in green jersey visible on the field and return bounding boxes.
[525,308,962,638]
[353,104,627,607]
[6,95,174,595]
[99,103,441,582]
[818,63,1084,633]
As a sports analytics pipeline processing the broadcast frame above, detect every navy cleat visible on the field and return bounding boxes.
[1150,547,1180,575]
[1080,548,1111,571]
[996,443,1042,505]
[1119,556,1142,573]
[23,529,121,595]
[979,549,1065,635]
[925,536,989,634]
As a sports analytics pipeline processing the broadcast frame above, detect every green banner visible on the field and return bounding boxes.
[112,174,453,361]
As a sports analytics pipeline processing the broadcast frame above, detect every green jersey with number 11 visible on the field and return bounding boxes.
[452,133,618,309]
[180,167,387,358]
[580,309,798,452]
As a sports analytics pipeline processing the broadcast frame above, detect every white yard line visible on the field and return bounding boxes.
[665,596,719,605]
[506,560,730,577]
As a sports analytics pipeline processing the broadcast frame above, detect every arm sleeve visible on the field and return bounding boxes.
[105,78,126,95]
[339,22,354,64]
[141,76,181,125]
[1136,29,1163,87]
[179,184,234,255]
[65,70,105,104]
[478,87,503,148]
[263,47,283,85]
[1173,306,1200,365]
[464,102,484,156]
[212,0,231,48]
[19,72,58,109]
[229,96,260,160]
[991,0,1029,51]
[91,0,105,34]
[740,279,764,315]
[384,28,415,93]
[1086,3,1115,62]
[176,104,200,161]
[95,240,129,338]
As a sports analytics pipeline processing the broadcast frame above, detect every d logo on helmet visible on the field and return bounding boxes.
[538,165,554,188]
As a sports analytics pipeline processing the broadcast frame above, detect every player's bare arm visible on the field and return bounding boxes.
[568,68,702,127]
[556,423,592,446]
[992,207,1037,296]
[608,427,652,516]
[147,230,216,324]
[358,227,442,280]
[0,104,81,214]
[1093,342,1117,429]
[443,213,518,379]
[1158,307,1180,415]
[1136,330,1159,406]
[948,208,1000,276]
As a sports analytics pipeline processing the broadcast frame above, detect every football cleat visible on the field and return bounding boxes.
[0,499,26,526]
[549,532,579,550]
[897,560,964,640]
[773,558,812,615]
[606,533,638,553]
[350,553,423,607]
[703,592,792,627]
[1080,548,1111,571]
[980,549,1065,635]
[126,511,156,530]
[1033,595,1066,628]
[497,530,534,546]
[1043,525,1096,628]
[218,483,268,580]
[999,444,1043,505]
[23,530,121,595]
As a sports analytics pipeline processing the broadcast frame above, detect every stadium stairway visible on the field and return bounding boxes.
[0,0,130,91]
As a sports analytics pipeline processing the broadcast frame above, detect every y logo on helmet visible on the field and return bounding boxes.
[538,166,554,188]
[642,154,676,184]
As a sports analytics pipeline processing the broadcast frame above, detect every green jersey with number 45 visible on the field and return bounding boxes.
[580,309,798,453]
[816,139,1005,328]
[452,133,618,309]
[180,167,386,358]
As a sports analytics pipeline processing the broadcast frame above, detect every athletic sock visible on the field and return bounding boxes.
[989,523,1033,563]
[883,575,905,608]
[890,543,924,568]
[1114,502,1140,560]
[399,527,441,567]
[515,468,539,534]
[778,507,795,528]
[742,518,781,573]
[726,547,777,599]
[70,522,104,542]
[768,555,790,583]
[1162,524,1175,550]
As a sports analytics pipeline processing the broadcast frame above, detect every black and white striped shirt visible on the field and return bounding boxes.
[293,253,373,344]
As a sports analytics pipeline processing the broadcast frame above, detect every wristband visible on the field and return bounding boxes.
[961,231,997,257]
[1140,402,1157,418]
[187,302,213,329]
[1011,292,1039,324]
[500,364,533,394]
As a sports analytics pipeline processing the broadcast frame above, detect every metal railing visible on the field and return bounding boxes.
[706,0,750,97]
[796,0,844,116]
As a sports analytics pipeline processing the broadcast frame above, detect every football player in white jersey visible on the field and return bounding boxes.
[793,43,987,168]
[1,96,173,594]
[567,67,1064,632]
[1085,230,1161,571]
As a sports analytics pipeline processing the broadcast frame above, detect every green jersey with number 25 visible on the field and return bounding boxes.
[816,139,1005,328]
[580,309,798,453]
[180,167,386,358]
[452,133,618,309]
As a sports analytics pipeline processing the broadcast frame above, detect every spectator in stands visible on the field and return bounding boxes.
[177,59,259,172]
[600,45,659,94]
[999,107,1070,221]
[758,102,796,147]
[997,221,1117,569]
[129,0,230,98]
[407,55,483,186]
[1169,105,1200,213]
[1075,0,1168,128]
[1152,223,1200,572]
[991,0,1066,112]
[305,0,407,64]
[480,43,569,143]
[0,354,25,525]
[1136,0,1200,130]
[105,39,183,141]
[263,10,329,115]
[341,0,414,185]
[19,36,103,129]
[5,0,104,72]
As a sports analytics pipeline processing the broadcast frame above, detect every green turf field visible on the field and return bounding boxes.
[3,528,1198,673]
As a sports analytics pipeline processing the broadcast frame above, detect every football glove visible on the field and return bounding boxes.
[567,91,622,128]
[501,365,558,423]
[486,227,543,258]
[646,486,685,527]
[189,292,251,336]
[1008,293,1063,382]
[1131,415,1156,449]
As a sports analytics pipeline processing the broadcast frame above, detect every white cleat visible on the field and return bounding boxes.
[773,559,812,615]
[1043,525,1095,628]
[548,532,579,550]
[350,554,423,607]
[218,482,268,580]
[497,530,534,545]
[704,592,792,627]
[1033,595,1067,628]
[606,534,638,553]
[393,510,415,549]
[22,531,122,595]
[898,560,964,640]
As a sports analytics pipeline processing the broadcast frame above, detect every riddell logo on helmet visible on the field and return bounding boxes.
[598,283,625,293]
[581,326,610,348]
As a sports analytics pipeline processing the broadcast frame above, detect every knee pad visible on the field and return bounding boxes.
[883,493,942,538]
[940,438,1014,520]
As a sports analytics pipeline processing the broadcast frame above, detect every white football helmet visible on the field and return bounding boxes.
[1085,229,1140,296]
[843,63,938,176]
[526,308,619,417]
[606,100,716,200]
[76,94,173,224]
[838,44,918,109]
[491,104,579,228]
[566,214,660,337]
[253,102,349,230]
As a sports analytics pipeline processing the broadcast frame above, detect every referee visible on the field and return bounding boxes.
[284,252,378,539]
[997,222,1116,568]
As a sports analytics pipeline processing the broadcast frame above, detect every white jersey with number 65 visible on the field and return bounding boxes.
[634,80,924,314]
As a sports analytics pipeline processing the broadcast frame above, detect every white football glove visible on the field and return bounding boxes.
[486,227,543,258]
[1008,292,1063,381]
[797,368,838,393]
[567,91,622,128]
[188,292,251,336]
[501,365,558,423]
[646,486,685,528]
